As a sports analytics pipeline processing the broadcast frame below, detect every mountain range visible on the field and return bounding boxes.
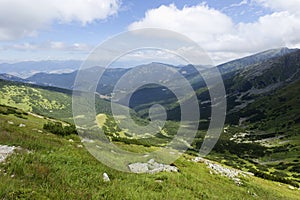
[0,47,300,190]
[0,60,82,78]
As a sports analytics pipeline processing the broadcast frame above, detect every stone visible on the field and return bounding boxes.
[81,138,95,143]
[288,185,295,190]
[128,159,178,174]
[192,156,247,186]
[0,145,16,163]
[128,163,149,173]
[192,157,205,163]
[103,173,110,182]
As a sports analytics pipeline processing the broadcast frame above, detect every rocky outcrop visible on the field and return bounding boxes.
[128,159,178,174]
[192,157,251,186]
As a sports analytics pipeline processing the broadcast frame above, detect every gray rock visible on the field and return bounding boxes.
[128,159,178,174]
[288,185,295,190]
[0,145,16,163]
[103,173,110,182]
[192,157,247,186]
[128,163,149,173]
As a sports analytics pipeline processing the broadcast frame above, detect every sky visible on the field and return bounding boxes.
[0,0,300,66]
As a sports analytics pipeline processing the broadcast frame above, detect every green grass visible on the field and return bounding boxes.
[0,79,72,121]
[1,79,300,198]
[0,79,118,123]
[0,105,300,199]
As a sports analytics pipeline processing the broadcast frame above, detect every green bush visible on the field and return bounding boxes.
[43,122,77,136]
[249,168,299,187]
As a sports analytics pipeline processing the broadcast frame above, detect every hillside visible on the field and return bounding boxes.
[1,48,300,197]
[0,79,172,147]
[114,48,299,120]
[0,79,113,122]
[217,47,296,74]
[114,49,300,187]
[224,79,300,180]
[0,105,299,199]
[226,49,300,113]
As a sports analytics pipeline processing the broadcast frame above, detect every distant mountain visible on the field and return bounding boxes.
[26,71,77,89]
[26,67,131,95]
[26,62,198,94]
[1,47,299,113]
[0,73,27,83]
[125,48,300,118]
[217,47,297,74]
[0,60,82,78]
[225,49,300,114]
[24,62,211,96]
[20,48,299,118]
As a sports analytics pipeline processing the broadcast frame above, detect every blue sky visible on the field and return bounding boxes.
[0,0,299,65]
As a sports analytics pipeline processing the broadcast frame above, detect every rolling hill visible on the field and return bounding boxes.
[0,79,113,122]
[0,105,299,199]
[0,48,300,196]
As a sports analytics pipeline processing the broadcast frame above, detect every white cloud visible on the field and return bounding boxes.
[3,41,93,52]
[229,0,248,8]
[128,4,234,47]
[9,43,39,51]
[71,43,92,51]
[255,0,300,14]
[50,42,65,50]
[0,0,121,40]
[128,3,300,64]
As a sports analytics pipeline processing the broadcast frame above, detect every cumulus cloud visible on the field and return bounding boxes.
[0,0,121,40]
[128,4,234,47]
[128,3,300,64]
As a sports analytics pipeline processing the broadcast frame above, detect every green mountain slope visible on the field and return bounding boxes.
[0,79,114,122]
[0,79,71,120]
[0,105,299,199]
[0,79,180,148]
[153,50,300,187]
[224,79,300,183]
[202,77,300,189]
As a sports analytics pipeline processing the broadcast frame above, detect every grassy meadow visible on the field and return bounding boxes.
[0,105,299,199]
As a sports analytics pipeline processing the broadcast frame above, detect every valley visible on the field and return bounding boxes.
[0,105,299,199]
[0,48,300,199]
